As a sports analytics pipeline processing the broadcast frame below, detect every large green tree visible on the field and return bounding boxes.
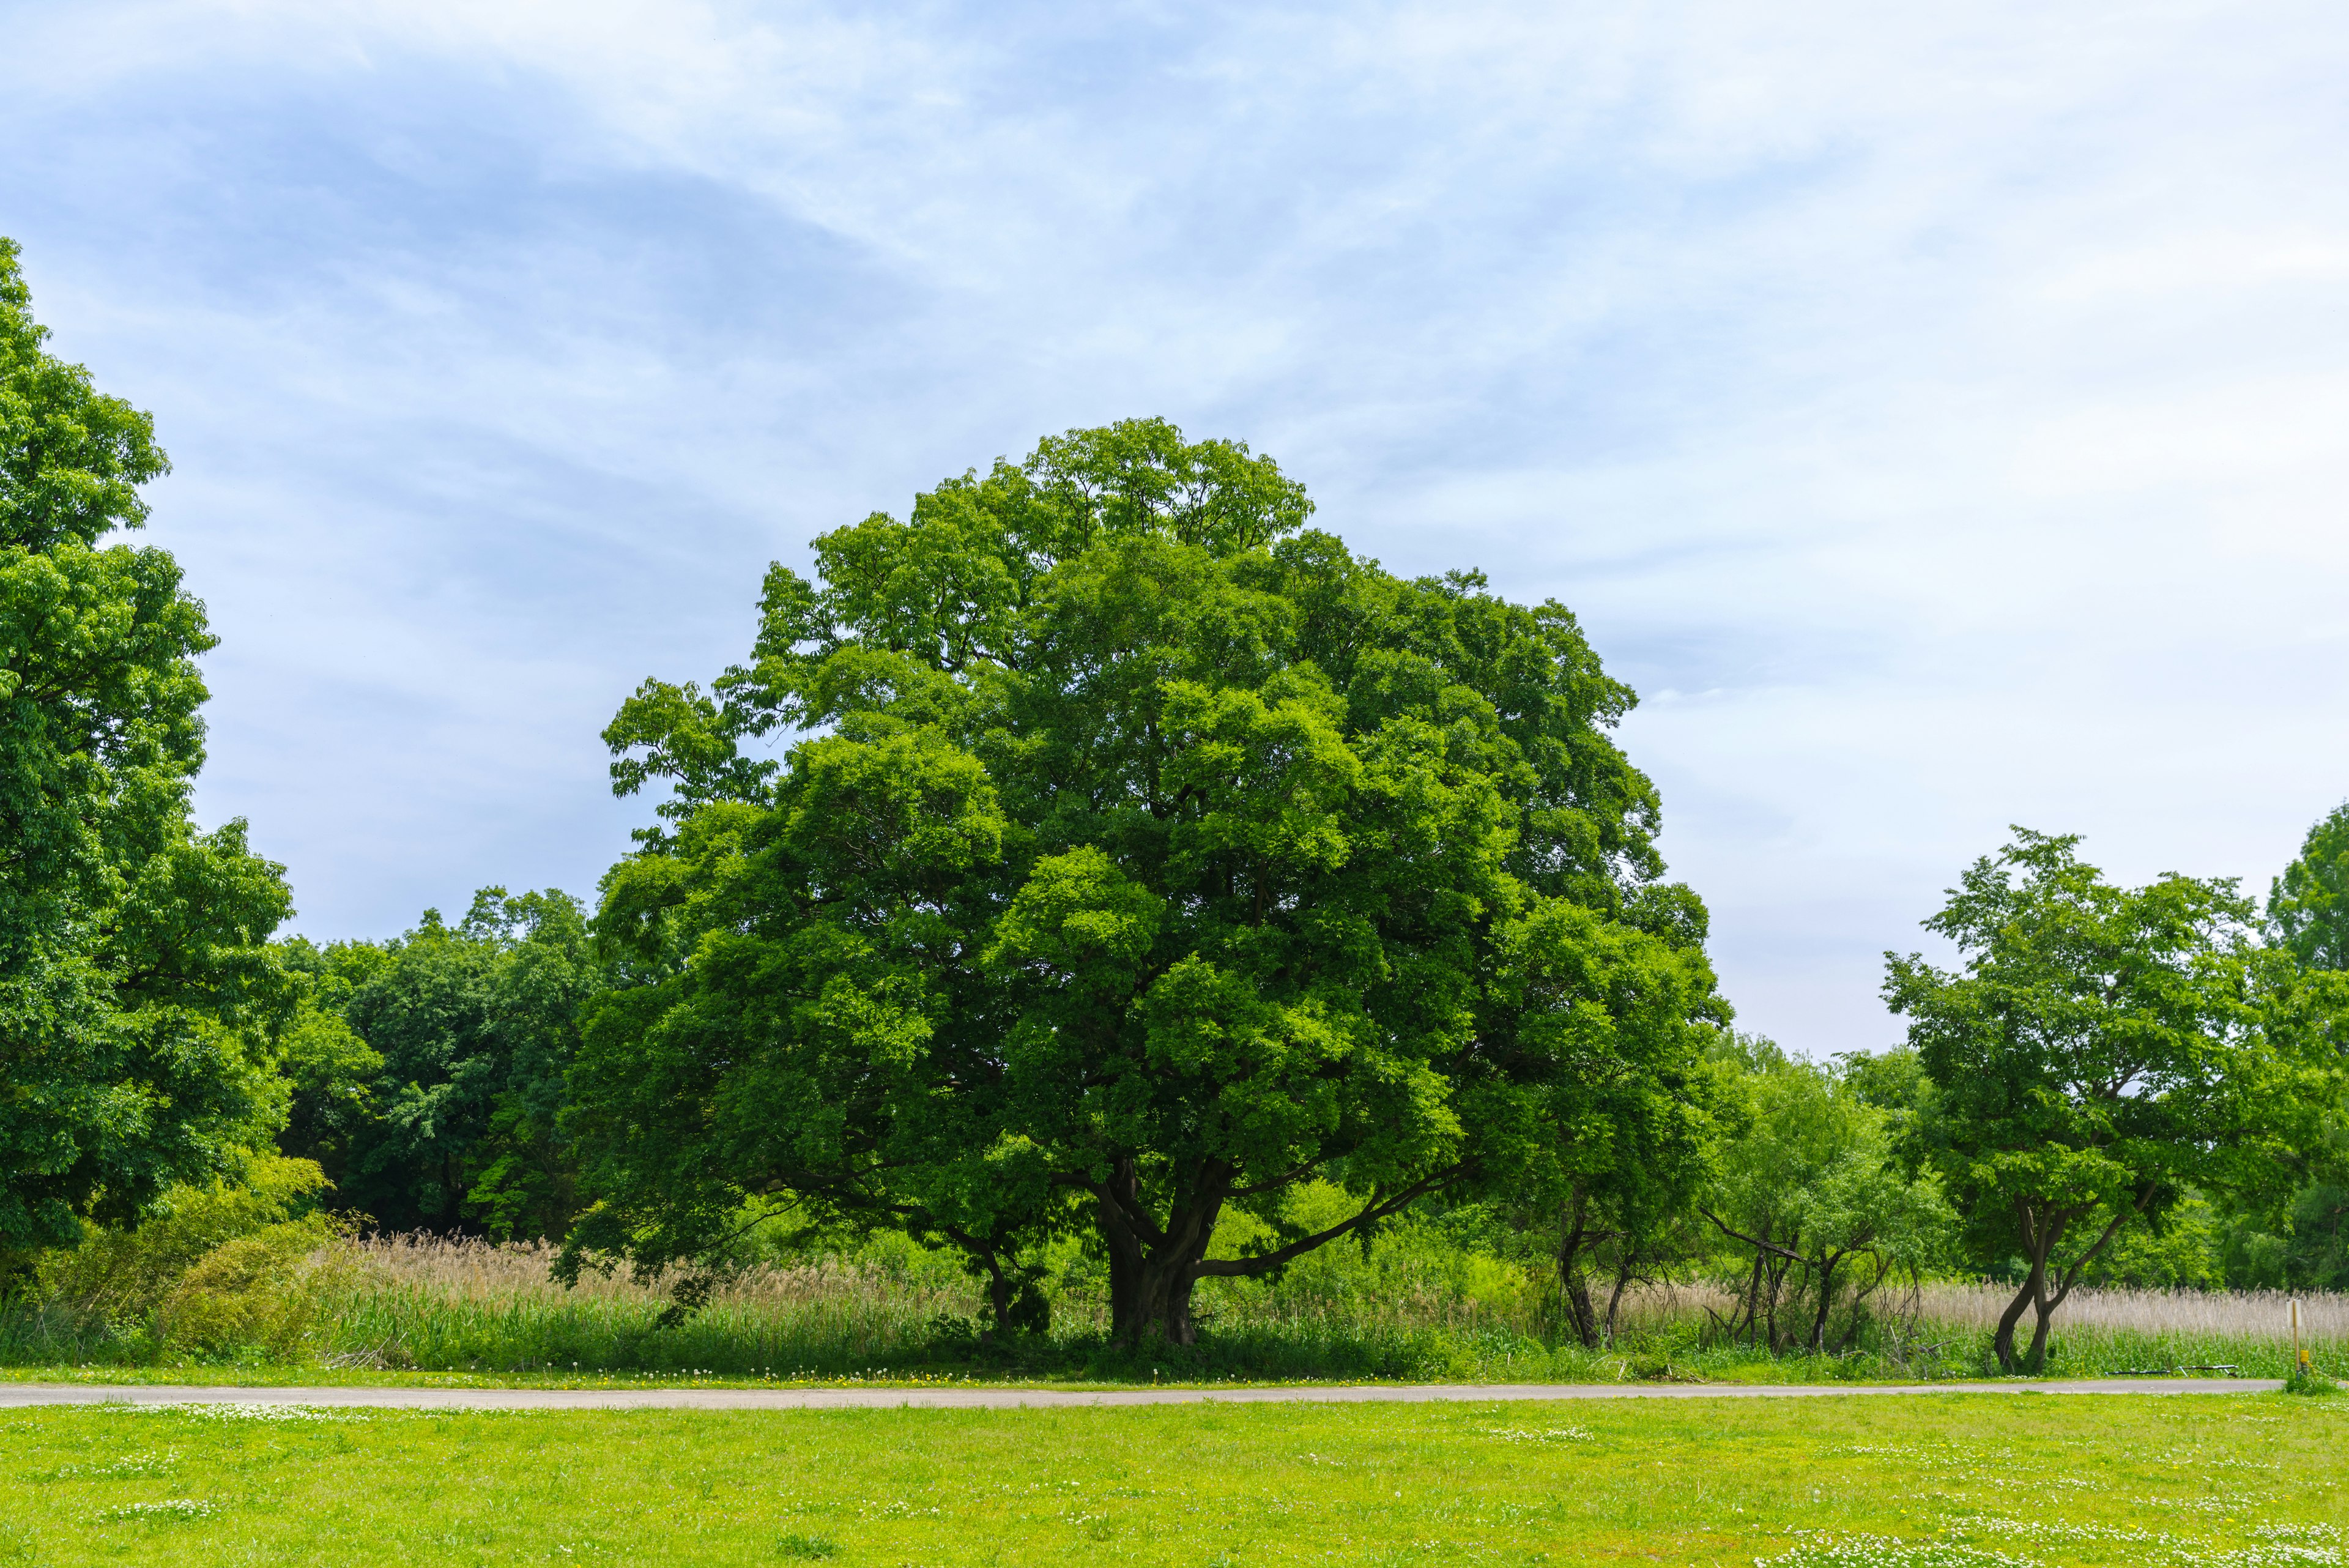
[1885,829,2338,1371]
[0,239,292,1272]
[565,420,1724,1344]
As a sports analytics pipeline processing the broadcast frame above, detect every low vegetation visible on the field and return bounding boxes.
[6,1223,2342,1388]
[4,1393,2343,1564]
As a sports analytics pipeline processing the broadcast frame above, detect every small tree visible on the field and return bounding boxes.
[1521,1037,1721,1350]
[1885,829,2336,1372]
[1701,1041,1950,1355]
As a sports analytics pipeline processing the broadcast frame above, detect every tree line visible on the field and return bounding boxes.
[6,237,2347,1372]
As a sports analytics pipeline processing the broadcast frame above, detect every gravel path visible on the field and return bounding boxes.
[0,1377,2281,1410]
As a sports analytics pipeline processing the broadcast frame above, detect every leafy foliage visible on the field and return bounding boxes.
[24,1149,351,1358]
[2272,801,2349,973]
[0,237,294,1271]
[281,889,603,1238]
[1702,1039,1951,1354]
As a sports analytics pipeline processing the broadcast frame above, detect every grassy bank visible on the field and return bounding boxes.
[5,1232,2343,1388]
[4,1392,2343,1564]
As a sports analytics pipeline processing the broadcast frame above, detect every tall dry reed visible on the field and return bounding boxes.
[1909,1280,2343,1339]
[351,1234,977,1315]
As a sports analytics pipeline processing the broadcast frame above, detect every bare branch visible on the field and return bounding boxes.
[1699,1208,1808,1264]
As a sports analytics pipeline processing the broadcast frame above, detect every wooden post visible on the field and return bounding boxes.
[2293,1297,2304,1378]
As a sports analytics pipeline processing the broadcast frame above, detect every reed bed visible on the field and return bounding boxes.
[1909,1279,2344,1339]
[351,1234,977,1313]
[9,1230,2347,1381]
[306,1239,2349,1381]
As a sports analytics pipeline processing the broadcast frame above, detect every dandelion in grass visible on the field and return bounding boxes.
[862,1499,942,1520]
[1951,1515,2170,1547]
[121,1402,371,1424]
[1755,1534,2039,1567]
[2135,1496,2270,1516]
[99,1499,215,1522]
[48,1451,179,1480]
[2257,1526,2348,1544]
[1480,1426,1594,1444]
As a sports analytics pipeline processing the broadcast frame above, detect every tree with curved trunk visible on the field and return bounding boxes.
[562,420,1724,1345]
[1885,829,2339,1372]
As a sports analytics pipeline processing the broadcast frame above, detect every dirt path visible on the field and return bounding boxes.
[0,1377,2280,1410]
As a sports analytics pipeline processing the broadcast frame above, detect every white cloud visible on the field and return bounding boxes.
[4,0,2346,1048]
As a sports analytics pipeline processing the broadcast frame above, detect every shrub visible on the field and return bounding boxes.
[20,1153,351,1356]
[156,1224,362,1358]
[34,1154,335,1323]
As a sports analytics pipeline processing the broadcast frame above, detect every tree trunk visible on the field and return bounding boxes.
[1603,1258,1634,1348]
[1994,1203,2065,1373]
[1991,1274,2035,1373]
[1808,1252,1842,1354]
[1090,1157,1457,1349]
[1738,1250,1763,1348]
[1110,1254,1203,1345]
[2022,1292,2058,1371]
[1095,1157,1223,1348]
[1832,1256,1891,1354]
[982,1261,1012,1344]
[1994,1198,2140,1373]
[2020,1202,2140,1372]
[1762,1250,1792,1353]
[1556,1195,1601,1349]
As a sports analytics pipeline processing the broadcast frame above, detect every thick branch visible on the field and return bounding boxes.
[1193,1169,1461,1279]
[1064,1170,1167,1248]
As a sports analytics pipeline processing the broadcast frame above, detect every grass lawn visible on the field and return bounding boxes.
[2,1394,2341,1565]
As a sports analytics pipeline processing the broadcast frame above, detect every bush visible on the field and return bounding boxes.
[2284,1365,2342,1396]
[156,1224,362,1358]
[12,1153,351,1359]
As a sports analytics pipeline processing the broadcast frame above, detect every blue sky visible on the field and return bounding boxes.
[7,1,2347,1054]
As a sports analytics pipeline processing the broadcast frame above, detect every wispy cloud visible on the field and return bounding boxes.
[4,0,2344,1047]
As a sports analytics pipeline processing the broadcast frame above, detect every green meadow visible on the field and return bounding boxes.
[3,1393,2343,1566]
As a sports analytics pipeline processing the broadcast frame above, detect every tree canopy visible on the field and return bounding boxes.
[2273,802,2349,974]
[1701,1038,1950,1356]
[0,239,292,1272]
[564,419,1726,1343]
[1884,828,2339,1370]
[279,888,603,1239]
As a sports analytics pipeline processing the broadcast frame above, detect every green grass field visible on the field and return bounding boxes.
[2,1394,2341,1565]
